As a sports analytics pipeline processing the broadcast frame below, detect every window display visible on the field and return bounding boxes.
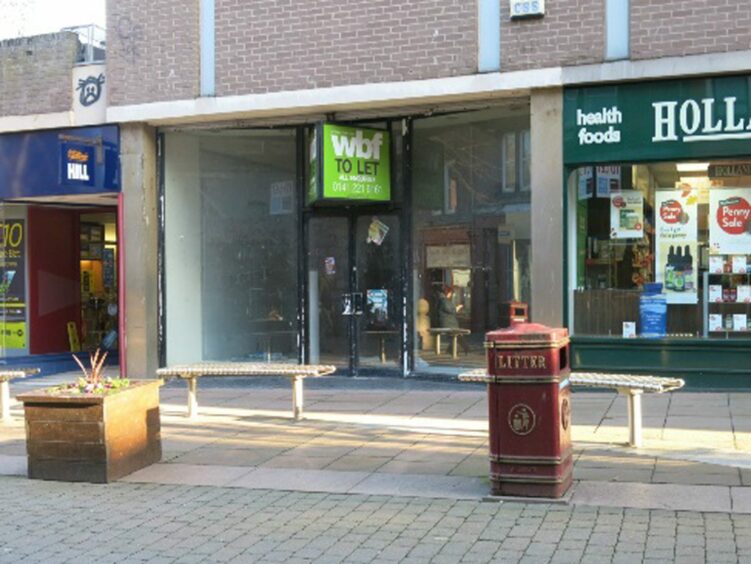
[571,160,751,339]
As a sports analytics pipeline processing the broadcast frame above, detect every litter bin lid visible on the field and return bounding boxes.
[485,321,569,349]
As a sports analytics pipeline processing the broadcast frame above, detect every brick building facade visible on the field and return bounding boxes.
[0,33,78,116]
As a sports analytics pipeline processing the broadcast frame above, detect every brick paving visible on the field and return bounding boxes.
[2,375,750,561]
[0,476,749,563]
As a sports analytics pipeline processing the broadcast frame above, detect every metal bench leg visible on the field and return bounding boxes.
[0,380,10,423]
[451,336,458,360]
[292,375,303,421]
[187,376,198,420]
[626,389,643,447]
[435,334,441,355]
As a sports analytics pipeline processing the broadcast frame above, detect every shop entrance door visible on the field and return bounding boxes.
[307,212,402,376]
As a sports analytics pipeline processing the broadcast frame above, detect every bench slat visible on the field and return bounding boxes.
[157,363,335,378]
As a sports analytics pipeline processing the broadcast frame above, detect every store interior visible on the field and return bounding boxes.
[0,199,119,362]
[572,160,751,340]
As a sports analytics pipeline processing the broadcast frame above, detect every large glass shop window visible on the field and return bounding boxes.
[164,130,298,363]
[412,107,532,374]
[571,161,751,339]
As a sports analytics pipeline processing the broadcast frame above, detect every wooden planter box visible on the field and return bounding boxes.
[17,380,162,483]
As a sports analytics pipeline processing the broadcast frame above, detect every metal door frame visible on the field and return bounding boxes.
[303,207,403,376]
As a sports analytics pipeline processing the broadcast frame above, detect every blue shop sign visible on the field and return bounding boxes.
[0,125,119,199]
[61,142,96,187]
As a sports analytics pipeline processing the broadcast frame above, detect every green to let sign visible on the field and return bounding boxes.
[564,74,751,165]
[309,123,391,204]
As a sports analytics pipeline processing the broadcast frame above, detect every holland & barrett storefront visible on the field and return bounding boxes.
[564,75,751,385]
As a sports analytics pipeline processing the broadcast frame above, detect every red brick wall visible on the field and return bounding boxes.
[631,0,751,60]
[214,0,477,96]
[107,0,199,106]
[500,0,605,71]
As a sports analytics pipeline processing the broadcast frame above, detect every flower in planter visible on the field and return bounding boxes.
[55,348,130,395]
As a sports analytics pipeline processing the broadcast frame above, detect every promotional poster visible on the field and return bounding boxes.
[610,190,644,239]
[655,189,698,304]
[709,187,751,255]
[0,220,26,349]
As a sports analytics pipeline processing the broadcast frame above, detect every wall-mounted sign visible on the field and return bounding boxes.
[510,0,545,19]
[426,244,471,268]
[564,75,751,164]
[308,123,391,204]
[72,64,107,126]
[0,126,119,199]
[61,142,96,187]
[708,163,751,178]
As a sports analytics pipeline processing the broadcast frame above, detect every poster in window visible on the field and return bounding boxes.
[610,190,643,239]
[270,181,294,215]
[0,220,26,349]
[596,165,621,198]
[709,187,751,255]
[578,167,594,200]
[655,189,698,304]
[366,289,388,328]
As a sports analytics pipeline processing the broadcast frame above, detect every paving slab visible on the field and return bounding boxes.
[0,454,25,476]
[121,463,250,486]
[349,472,488,500]
[228,467,369,493]
[731,487,751,513]
[571,481,733,513]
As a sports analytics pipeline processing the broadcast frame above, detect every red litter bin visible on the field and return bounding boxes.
[483,321,572,498]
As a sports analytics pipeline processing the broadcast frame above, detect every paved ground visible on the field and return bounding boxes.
[1,373,750,562]
[0,477,749,564]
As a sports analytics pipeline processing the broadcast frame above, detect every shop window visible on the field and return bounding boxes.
[164,130,298,363]
[412,106,531,375]
[570,161,751,339]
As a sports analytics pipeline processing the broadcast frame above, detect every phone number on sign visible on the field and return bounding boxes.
[331,182,383,195]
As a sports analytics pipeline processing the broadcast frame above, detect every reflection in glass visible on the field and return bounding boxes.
[164,130,298,363]
[412,107,532,375]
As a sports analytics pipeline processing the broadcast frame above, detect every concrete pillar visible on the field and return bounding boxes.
[120,124,159,379]
[530,89,564,327]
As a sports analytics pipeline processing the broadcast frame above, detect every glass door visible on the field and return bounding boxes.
[307,212,402,375]
[308,216,350,372]
[355,214,402,374]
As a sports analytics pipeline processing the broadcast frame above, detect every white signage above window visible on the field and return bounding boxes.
[510,0,545,19]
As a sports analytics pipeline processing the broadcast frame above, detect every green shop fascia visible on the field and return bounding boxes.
[564,74,751,386]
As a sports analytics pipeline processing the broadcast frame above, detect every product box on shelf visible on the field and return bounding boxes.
[738,285,751,303]
[733,314,748,332]
[709,285,723,302]
[733,256,748,274]
[709,256,725,274]
[709,314,723,332]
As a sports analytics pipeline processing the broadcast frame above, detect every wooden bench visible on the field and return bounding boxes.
[429,328,471,359]
[0,368,40,422]
[459,369,684,448]
[156,362,336,421]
